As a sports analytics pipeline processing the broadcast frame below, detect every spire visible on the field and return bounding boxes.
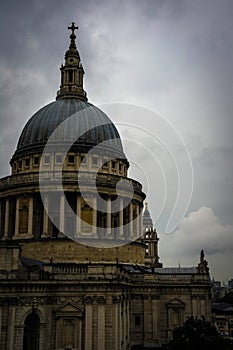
[56,22,88,101]
[143,202,153,230]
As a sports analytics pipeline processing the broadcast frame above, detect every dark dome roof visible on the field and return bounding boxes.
[15,99,125,159]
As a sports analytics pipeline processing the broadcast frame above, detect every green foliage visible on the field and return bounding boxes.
[166,316,232,350]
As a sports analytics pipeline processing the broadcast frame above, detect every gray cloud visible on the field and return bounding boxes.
[1,0,233,281]
[160,206,233,281]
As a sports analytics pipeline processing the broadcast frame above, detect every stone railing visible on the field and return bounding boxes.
[130,270,211,285]
[0,171,143,194]
[50,263,88,275]
[0,172,39,187]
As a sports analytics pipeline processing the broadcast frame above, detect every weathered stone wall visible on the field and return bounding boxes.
[21,240,145,264]
[0,244,21,272]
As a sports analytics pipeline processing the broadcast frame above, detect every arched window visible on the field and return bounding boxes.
[68,70,73,83]
[23,311,40,350]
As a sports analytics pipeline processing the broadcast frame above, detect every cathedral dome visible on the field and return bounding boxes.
[12,22,126,162]
[15,98,125,159]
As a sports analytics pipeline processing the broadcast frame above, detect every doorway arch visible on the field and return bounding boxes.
[23,311,40,350]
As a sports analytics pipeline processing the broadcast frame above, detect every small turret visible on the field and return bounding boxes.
[142,203,162,268]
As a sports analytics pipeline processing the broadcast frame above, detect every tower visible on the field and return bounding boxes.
[143,203,162,268]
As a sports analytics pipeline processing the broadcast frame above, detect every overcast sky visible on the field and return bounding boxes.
[0,0,233,282]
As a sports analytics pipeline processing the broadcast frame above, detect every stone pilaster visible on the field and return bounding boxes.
[113,303,120,350]
[7,306,15,350]
[152,300,159,340]
[85,304,92,350]
[126,301,130,345]
[3,199,10,239]
[97,305,105,350]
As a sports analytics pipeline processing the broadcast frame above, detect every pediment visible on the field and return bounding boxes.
[166,298,185,309]
[54,301,83,316]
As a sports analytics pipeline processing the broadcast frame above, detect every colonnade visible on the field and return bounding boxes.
[0,193,143,241]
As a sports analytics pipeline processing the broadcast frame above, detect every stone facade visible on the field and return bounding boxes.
[0,23,212,349]
[0,242,211,350]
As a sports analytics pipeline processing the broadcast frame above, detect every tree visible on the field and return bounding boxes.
[166,316,232,350]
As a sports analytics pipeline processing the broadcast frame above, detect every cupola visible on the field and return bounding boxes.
[56,22,87,101]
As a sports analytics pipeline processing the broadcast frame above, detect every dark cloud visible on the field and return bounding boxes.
[1,0,233,280]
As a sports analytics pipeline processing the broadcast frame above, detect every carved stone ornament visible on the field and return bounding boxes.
[83,296,94,304]
[96,296,106,304]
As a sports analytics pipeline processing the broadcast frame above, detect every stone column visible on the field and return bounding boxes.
[92,197,97,235]
[129,203,133,238]
[42,194,49,238]
[27,196,33,238]
[97,305,105,350]
[76,195,81,237]
[3,199,10,239]
[107,197,111,237]
[119,198,124,238]
[85,304,92,350]
[7,306,15,350]
[136,205,140,238]
[59,194,65,235]
[14,197,20,236]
